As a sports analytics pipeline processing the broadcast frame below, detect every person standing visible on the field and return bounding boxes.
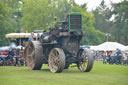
[28,32,34,41]
[7,48,14,65]
[116,49,122,64]
[102,51,107,64]
[8,48,14,59]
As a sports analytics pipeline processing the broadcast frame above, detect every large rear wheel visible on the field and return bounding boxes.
[25,41,43,70]
[77,48,94,72]
[48,48,65,73]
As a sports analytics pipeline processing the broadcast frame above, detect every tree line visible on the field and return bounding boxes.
[0,0,128,46]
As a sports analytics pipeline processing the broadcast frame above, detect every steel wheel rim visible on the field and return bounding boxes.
[78,50,89,72]
[49,49,61,73]
[27,42,35,68]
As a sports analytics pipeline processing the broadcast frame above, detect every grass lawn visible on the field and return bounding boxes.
[0,61,128,85]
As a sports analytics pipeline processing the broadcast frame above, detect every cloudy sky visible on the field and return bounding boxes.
[74,0,121,11]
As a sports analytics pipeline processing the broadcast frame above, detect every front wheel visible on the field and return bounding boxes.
[48,48,65,73]
[77,48,94,72]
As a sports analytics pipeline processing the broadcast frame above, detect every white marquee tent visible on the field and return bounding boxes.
[90,42,126,51]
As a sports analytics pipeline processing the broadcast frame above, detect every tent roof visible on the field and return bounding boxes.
[125,46,128,51]
[5,33,37,38]
[90,42,126,51]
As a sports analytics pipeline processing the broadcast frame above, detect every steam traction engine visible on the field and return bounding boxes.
[25,13,94,73]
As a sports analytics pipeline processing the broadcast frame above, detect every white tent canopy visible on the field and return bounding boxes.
[125,46,128,51]
[90,42,126,51]
[5,33,37,38]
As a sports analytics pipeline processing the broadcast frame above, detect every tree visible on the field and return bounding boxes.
[0,0,22,46]
[112,0,128,45]
[92,0,117,43]
[0,2,14,46]
[21,0,54,32]
[1,0,22,32]
[92,0,112,33]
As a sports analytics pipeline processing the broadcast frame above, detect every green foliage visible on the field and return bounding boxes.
[0,2,14,46]
[112,0,128,45]
[1,0,22,32]
[92,0,112,33]
[82,27,105,45]
[0,0,22,46]
[92,0,128,45]
[21,0,53,32]
[93,9,110,33]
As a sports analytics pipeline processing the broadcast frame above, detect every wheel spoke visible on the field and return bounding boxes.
[29,51,35,57]
[51,53,56,59]
[78,50,88,71]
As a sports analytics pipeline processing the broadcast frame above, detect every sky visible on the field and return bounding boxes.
[74,0,121,11]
